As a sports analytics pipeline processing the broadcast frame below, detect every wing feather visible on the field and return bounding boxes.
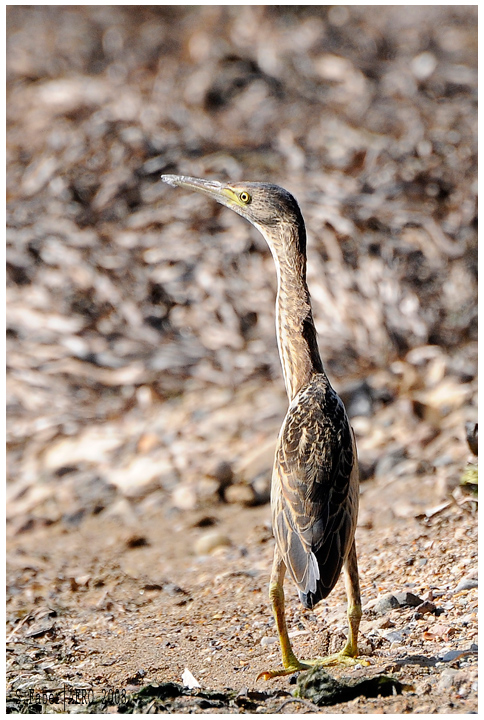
[272,374,359,608]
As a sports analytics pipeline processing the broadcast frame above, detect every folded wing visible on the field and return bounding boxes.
[272,374,358,609]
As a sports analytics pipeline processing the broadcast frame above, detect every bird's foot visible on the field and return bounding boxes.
[309,646,370,668]
[257,650,369,680]
[257,659,312,681]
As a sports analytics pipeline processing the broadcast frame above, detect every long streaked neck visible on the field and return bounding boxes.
[261,221,325,402]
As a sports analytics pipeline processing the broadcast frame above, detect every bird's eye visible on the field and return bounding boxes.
[239,191,251,204]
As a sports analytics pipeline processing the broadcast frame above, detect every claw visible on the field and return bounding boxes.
[257,660,310,681]
[257,669,284,681]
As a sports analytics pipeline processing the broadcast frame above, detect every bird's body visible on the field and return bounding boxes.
[273,373,359,609]
[161,174,363,679]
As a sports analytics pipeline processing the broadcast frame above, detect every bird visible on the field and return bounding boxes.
[161,174,364,680]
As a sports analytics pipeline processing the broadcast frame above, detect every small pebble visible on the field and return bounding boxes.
[260,636,278,646]
[453,578,478,593]
[437,669,458,691]
[370,591,423,615]
[383,630,404,643]
[439,649,474,663]
[414,599,437,618]
[172,484,198,511]
[194,530,231,555]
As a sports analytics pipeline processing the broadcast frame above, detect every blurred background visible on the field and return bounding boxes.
[7,5,477,533]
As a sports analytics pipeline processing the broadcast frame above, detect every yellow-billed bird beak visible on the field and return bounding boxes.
[161,174,239,210]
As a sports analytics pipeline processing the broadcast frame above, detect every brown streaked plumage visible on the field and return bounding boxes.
[161,174,365,679]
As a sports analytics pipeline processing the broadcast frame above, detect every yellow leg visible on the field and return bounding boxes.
[312,540,365,667]
[257,542,367,681]
[257,551,309,680]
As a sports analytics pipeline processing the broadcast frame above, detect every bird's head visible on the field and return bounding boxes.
[160,175,305,238]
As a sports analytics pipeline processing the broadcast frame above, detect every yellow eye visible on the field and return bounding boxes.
[239,191,251,204]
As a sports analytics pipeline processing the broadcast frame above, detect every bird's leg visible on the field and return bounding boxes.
[341,539,362,657]
[258,542,367,681]
[257,550,310,680]
[311,539,367,667]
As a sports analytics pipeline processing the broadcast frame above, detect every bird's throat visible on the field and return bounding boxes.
[276,284,324,401]
[271,226,325,401]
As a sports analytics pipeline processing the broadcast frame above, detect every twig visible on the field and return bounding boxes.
[275,697,321,713]
[6,613,34,642]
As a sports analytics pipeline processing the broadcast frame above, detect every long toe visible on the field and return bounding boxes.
[313,651,370,667]
[257,660,312,681]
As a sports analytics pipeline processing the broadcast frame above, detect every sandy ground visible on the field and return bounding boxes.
[6,466,477,713]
